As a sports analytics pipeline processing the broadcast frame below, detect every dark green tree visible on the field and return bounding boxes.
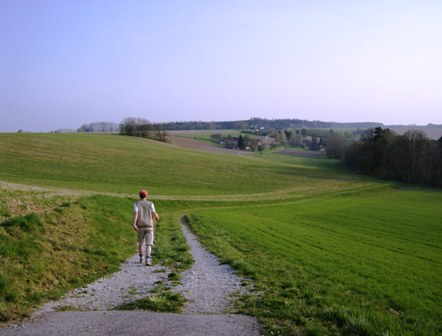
[237,134,245,150]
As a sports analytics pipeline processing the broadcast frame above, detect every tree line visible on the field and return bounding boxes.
[118,117,167,142]
[325,127,442,188]
[75,118,167,142]
[159,118,383,131]
[77,122,119,132]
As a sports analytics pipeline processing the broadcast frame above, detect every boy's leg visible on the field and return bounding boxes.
[145,229,154,265]
[138,244,143,263]
[137,229,144,263]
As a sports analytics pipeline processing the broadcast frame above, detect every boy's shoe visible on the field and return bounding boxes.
[139,256,143,263]
[146,257,152,266]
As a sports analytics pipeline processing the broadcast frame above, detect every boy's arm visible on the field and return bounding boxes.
[133,210,138,231]
[151,203,159,221]
[152,212,159,221]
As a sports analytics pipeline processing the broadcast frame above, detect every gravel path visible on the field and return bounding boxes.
[0,220,261,336]
[175,222,247,314]
[0,311,259,336]
[35,255,169,314]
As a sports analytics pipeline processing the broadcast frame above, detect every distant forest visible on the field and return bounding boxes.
[76,118,442,138]
[160,117,383,131]
[76,118,384,134]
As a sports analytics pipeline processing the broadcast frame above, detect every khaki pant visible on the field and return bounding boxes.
[137,227,154,246]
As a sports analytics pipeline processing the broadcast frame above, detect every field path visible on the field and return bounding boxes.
[176,221,248,314]
[0,221,261,336]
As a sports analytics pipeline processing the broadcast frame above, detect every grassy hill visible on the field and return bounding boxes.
[0,132,375,199]
[0,132,441,335]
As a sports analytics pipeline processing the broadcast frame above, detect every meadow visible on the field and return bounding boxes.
[0,132,441,335]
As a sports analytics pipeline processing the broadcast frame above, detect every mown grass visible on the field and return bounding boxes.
[1,132,441,335]
[186,187,442,335]
[0,133,370,198]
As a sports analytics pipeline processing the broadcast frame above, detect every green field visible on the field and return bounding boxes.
[0,132,441,335]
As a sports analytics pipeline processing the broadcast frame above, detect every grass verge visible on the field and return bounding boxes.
[0,190,135,323]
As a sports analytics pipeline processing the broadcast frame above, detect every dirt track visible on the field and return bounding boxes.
[0,221,262,336]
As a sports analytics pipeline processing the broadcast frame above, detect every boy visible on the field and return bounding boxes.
[133,190,159,265]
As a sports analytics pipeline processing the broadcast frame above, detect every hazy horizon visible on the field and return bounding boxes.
[1,1,442,132]
[3,117,441,135]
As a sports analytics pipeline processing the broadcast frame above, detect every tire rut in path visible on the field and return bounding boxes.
[0,219,261,336]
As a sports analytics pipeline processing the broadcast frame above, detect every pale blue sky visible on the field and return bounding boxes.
[1,0,441,132]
